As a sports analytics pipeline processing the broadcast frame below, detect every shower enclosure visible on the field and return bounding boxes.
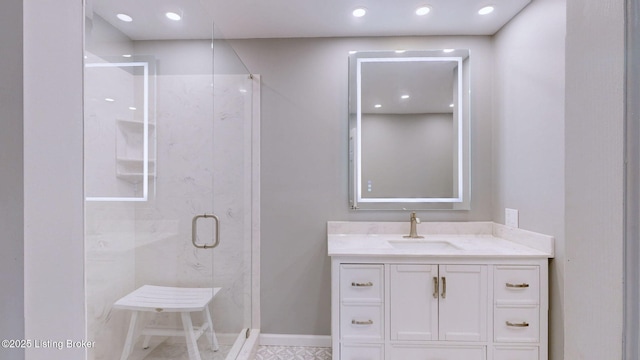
[83,0,259,359]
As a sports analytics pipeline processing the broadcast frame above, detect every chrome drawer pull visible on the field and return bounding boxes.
[506,283,530,288]
[506,321,530,327]
[351,282,373,287]
[352,319,374,325]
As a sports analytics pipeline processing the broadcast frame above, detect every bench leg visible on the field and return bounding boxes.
[120,311,138,360]
[142,335,152,350]
[204,306,219,351]
[181,312,202,360]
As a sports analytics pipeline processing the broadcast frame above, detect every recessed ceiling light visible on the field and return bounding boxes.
[416,6,431,16]
[443,49,455,53]
[374,104,382,108]
[105,98,115,102]
[166,12,182,21]
[449,103,455,107]
[401,95,410,99]
[349,51,357,54]
[116,13,133,22]
[353,8,367,17]
[129,106,137,110]
[395,50,406,54]
[478,6,495,15]
[122,54,132,58]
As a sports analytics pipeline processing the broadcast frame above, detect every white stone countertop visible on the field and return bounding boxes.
[327,221,554,258]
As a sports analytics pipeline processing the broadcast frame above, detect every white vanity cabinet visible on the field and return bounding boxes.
[331,258,548,360]
[328,221,554,360]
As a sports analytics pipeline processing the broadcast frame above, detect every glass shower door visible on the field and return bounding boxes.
[83,0,256,359]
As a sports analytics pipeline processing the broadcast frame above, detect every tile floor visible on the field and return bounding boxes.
[130,342,232,360]
[255,346,332,360]
[128,341,331,360]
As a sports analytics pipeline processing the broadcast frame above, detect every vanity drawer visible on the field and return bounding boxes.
[341,303,384,341]
[341,343,384,360]
[494,266,539,304]
[340,264,384,303]
[493,345,539,360]
[494,305,539,343]
[389,345,485,360]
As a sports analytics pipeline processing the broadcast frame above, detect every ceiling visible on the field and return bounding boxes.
[89,0,533,40]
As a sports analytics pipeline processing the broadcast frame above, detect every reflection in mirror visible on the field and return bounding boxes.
[84,60,155,201]
[349,50,470,210]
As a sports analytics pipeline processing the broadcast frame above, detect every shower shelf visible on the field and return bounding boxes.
[117,119,156,130]
[116,119,156,184]
[116,158,156,183]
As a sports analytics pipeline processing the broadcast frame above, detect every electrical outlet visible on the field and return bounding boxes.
[505,208,519,228]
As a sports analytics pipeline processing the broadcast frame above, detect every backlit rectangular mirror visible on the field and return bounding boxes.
[348,50,470,210]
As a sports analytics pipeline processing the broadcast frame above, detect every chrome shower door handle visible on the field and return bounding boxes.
[191,214,220,249]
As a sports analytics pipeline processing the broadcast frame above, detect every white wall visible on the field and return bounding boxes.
[23,1,85,359]
[565,0,625,358]
[492,0,566,358]
[229,36,495,335]
[0,1,24,359]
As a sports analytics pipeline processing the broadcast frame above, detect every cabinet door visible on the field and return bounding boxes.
[439,264,488,341]
[390,264,439,341]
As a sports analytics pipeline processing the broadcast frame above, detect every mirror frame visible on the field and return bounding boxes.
[348,50,471,210]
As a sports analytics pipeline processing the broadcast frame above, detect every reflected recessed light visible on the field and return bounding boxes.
[374,104,382,108]
[116,13,133,22]
[416,6,431,16]
[443,49,455,53]
[105,98,115,102]
[239,89,248,93]
[449,103,455,107]
[401,95,410,99]
[353,8,367,17]
[478,6,495,15]
[349,51,357,54]
[122,54,132,58]
[129,106,137,110]
[166,12,182,21]
[395,50,406,53]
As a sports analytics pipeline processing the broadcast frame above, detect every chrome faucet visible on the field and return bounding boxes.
[403,212,424,238]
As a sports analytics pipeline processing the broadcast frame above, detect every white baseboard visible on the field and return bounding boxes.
[259,333,332,348]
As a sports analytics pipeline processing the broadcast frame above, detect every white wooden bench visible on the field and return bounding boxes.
[114,285,221,360]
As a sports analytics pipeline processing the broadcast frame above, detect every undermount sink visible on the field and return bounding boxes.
[387,239,462,251]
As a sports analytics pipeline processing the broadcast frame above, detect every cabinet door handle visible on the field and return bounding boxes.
[433,277,439,299]
[351,282,373,287]
[441,276,446,299]
[506,321,530,327]
[506,283,530,288]
[352,319,374,325]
